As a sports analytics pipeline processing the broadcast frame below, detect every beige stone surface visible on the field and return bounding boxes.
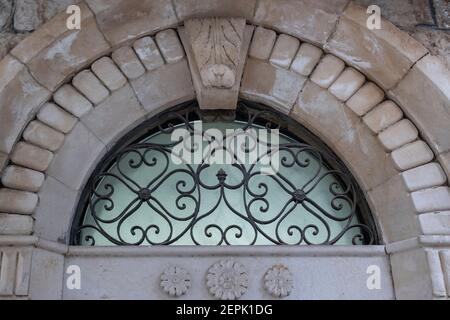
[0,55,50,154]
[249,26,277,61]
[253,0,348,45]
[310,54,345,89]
[292,81,359,145]
[402,163,447,192]
[85,0,178,46]
[23,121,65,152]
[326,3,428,90]
[112,47,146,80]
[26,17,110,91]
[174,0,256,21]
[82,84,146,147]
[155,29,185,64]
[411,187,450,213]
[53,85,93,118]
[328,68,365,102]
[0,188,38,215]
[367,175,420,243]
[363,101,403,134]
[378,119,419,151]
[419,212,450,235]
[439,152,450,181]
[291,43,322,77]
[131,59,195,114]
[391,140,435,171]
[335,122,398,191]
[0,152,7,172]
[241,58,306,114]
[37,102,77,134]
[72,70,109,105]
[390,55,450,154]
[10,142,53,172]
[91,57,127,92]
[133,37,164,71]
[1,165,45,193]
[0,214,33,235]
[346,82,384,116]
[269,34,300,69]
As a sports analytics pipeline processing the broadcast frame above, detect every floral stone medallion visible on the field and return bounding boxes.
[264,265,294,298]
[160,266,191,297]
[206,260,248,300]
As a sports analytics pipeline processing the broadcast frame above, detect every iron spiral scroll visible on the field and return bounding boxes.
[71,101,377,246]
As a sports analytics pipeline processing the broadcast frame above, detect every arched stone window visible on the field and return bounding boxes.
[72,101,377,246]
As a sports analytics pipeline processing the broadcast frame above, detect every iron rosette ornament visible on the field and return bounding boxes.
[206,260,248,300]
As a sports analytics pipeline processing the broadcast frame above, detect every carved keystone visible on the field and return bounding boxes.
[179,17,253,110]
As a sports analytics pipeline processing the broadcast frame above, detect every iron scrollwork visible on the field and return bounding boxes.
[72,101,376,246]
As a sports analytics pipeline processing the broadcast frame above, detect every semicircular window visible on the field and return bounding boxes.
[72,101,378,246]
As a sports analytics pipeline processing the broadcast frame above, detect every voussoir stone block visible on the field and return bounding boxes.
[37,103,77,134]
[310,54,345,89]
[0,214,33,235]
[47,122,106,191]
[23,121,65,152]
[390,55,450,154]
[1,165,45,193]
[269,34,300,69]
[174,0,257,21]
[53,85,93,118]
[91,57,127,92]
[291,43,322,77]
[419,212,450,235]
[402,163,447,192]
[241,59,306,114]
[346,82,385,116]
[328,68,365,102]
[155,29,185,64]
[133,37,164,71]
[292,81,359,145]
[0,189,38,215]
[325,3,428,90]
[378,119,419,151]
[85,0,178,46]
[411,187,450,213]
[82,84,146,147]
[112,47,146,80]
[253,0,348,45]
[72,70,109,105]
[363,101,403,134]
[391,140,435,171]
[0,55,51,154]
[249,26,277,61]
[131,59,195,115]
[10,142,54,172]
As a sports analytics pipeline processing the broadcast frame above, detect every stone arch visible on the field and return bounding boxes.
[0,1,449,299]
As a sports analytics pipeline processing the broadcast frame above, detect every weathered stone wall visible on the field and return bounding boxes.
[2,0,449,69]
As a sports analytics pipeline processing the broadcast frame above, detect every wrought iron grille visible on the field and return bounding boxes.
[71,101,378,246]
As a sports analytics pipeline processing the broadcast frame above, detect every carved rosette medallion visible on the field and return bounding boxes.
[206,260,248,300]
[264,265,294,298]
[160,266,191,297]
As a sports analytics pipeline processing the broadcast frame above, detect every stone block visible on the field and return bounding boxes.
[1,165,45,193]
[426,249,447,297]
[29,248,64,300]
[310,54,345,89]
[155,29,185,64]
[269,34,300,69]
[402,163,447,192]
[441,251,450,295]
[112,47,146,80]
[249,26,276,61]
[37,102,78,134]
[391,140,435,171]
[378,119,419,151]
[53,85,93,118]
[363,101,403,134]
[0,214,33,235]
[10,142,54,172]
[328,68,365,102]
[133,37,164,71]
[419,212,450,235]
[439,152,450,181]
[346,82,384,116]
[174,0,256,21]
[91,57,128,92]
[72,70,109,105]
[291,43,322,77]
[411,187,450,213]
[0,188,38,215]
[23,120,65,152]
